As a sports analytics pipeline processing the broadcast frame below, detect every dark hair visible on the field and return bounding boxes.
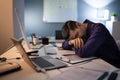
[62,20,78,39]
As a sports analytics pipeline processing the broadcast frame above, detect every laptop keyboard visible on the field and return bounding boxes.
[31,57,54,68]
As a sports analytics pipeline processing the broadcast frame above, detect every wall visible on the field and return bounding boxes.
[0,0,24,55]
[77,0,120,22]
[24,0,120,37]
[0,0,14,55]
[104,0,120,21]
[25,0,63,37]
[13,0,24,39]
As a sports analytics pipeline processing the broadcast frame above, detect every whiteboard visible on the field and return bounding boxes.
[43,0,77,22]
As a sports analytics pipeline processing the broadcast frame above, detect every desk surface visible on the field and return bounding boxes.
[0,44,120,80]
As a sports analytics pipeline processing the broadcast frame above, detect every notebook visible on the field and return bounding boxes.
[11,38,67,72]
[58,49,97,64]
[64,54,97,64]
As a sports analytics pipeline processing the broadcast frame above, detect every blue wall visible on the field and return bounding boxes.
[13,0,24,39]
[24,0,120,37]
[25,0,63,37]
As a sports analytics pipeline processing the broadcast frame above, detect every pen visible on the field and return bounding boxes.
[56,57,70,63]
[97,72,109,80]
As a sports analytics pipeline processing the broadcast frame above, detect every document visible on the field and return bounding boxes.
[51,67,104,80]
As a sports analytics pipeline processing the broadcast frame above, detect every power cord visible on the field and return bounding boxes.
[0,57,7,62]
[0,57,21,62]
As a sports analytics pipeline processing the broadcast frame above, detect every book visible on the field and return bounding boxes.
[0,62,21,75]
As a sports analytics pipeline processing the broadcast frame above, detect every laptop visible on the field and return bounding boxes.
[15,8,43,50]
[54,30,64,43]
[11,38,67,72]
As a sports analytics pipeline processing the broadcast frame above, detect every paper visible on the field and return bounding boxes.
[58,49,75,56]
[51,67,104,80]
[44,45,58,54]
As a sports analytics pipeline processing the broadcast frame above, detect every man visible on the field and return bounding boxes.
[62,19,120,68]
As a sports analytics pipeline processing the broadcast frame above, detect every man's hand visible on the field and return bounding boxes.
[69,38,84,49]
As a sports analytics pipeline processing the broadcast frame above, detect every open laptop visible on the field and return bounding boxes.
[11,38,67,72]
[54,30,64,43]
[15,8,43,50]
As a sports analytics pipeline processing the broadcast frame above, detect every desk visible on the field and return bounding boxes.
[0,44,120,80]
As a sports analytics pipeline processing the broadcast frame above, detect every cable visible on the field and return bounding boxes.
[0,57,7,62]
[0,57,21,62]
[7,57,21,60]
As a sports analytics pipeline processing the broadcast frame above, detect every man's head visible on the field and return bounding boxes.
[62,20,87,40]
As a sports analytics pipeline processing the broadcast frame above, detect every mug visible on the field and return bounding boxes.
[42,37,49,45]
[33,37,38,45]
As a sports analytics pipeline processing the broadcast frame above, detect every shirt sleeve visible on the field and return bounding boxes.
[62,40,73,50]
[75,27,106,58]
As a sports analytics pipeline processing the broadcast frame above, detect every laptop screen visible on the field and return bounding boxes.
[55,30,64,40]
[11,38,36,69]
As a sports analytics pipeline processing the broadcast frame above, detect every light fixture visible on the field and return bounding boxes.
[83,0,114,8]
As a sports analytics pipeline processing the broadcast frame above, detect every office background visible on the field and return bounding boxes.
[0,0,120,55]
[15,0,120,38]
[24,0,120,37]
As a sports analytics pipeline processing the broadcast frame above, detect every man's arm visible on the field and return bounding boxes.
[62,38,84,50]
[75,28,106,58]
[62,40,73,50]
[69,38,84,49]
